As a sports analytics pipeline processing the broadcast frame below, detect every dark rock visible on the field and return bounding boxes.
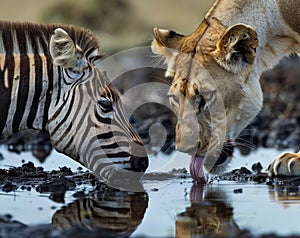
[72,191,86,198]
[49,192,66,203]
[252,173,268,183]
[59,166,73,176]
[0,169,7,176]
[218,166,253,182]
[151,188,159,192]
[22,161,36,171]
[2,182,18,193]
[252,162,263,174]
[36,177,76,193]
[233,188,243,194]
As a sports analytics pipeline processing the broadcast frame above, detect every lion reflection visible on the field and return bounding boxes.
[52,187,148,237]
[176,185,239,238]
[268,182,300,208]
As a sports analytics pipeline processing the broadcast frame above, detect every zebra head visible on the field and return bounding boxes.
[46,28,148,189]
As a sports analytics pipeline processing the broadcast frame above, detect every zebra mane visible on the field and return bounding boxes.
[0,21,101,60]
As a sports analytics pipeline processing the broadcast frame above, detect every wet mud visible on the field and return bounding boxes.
[0,161,148,238]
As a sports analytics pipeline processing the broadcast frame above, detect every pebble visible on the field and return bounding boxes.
[151,188,159,192]
[233,188,243,194]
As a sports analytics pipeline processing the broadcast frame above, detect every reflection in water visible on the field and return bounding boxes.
[176,184,240,238]
[269,183,300,207]
[52,187,148,237]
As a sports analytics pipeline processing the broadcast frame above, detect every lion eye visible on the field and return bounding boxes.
[98,97,113,113]
[202,91,214,101]
[198,95,206,112]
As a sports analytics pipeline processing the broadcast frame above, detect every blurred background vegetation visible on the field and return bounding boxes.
[0,0,214,52]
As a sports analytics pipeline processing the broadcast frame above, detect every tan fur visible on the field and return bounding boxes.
[277,0,300,35]
[268,152,300,177]
[176,206,238,238]
[151,0,300,177]
[176,185,239,237]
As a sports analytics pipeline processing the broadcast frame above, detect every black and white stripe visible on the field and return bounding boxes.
[0,21,148,186]
[52,190,148,235]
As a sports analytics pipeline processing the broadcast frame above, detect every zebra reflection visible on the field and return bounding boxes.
[52,188,148,236]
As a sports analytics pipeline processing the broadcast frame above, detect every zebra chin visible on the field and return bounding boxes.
[88,142,149,192]
[93,164,147,192]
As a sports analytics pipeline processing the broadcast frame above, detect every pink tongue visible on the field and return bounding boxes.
[190,156,206,184]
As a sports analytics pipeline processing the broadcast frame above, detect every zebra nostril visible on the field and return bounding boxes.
[131,155,148,172]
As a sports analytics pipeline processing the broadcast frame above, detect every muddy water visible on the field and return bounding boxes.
[1,146,300,237]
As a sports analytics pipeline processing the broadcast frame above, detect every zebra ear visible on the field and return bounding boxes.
[49,28,87,72]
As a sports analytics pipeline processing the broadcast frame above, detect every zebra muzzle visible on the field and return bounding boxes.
[106,166,145,192]
[129,141,149,173]
[98,141,148,191]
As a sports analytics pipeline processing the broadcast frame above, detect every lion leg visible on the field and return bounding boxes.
[268,151,300,177]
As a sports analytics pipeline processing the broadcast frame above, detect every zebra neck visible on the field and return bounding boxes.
[0,53,56,137]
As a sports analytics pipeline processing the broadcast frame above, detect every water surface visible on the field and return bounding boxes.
[1,146,300,237]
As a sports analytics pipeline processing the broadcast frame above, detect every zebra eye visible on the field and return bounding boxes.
[98,97,113,113]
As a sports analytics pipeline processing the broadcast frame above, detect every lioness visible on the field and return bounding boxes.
[151,0,300,182]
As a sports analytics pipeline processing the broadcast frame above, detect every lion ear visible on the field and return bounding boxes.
[152,27,185,51]
[152,27,185,77]
[211,24,258,73]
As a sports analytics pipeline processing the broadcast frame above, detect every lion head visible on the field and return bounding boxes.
[151,17,262,182]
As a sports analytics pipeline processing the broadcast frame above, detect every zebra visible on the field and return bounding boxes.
[0,21,148,189]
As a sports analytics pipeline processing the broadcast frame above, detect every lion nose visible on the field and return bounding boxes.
[176,140,200,155]
[176,125,200,155]
[176,145,197,154]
